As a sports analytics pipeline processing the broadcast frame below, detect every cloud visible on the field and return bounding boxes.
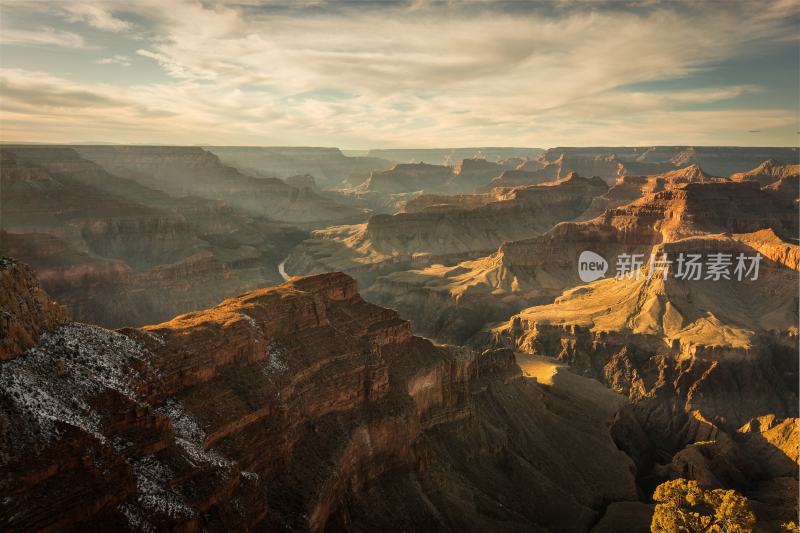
[0,68,174,121]
[0,26,90,49]
[0,0,798,146]
[61,3,133,32]
[96,55,132,67]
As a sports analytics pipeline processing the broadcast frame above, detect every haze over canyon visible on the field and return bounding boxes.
[1,142,798,532]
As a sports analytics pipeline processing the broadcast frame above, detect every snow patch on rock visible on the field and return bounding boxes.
[133,455,194,519]
[0,324,156,442]
[156,399,231,468]
[263,341,288,376]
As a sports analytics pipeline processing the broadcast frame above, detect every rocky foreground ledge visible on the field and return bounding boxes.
[0,259,648,532]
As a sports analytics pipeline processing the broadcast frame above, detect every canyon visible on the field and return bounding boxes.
[72,146,366,226]
[0,147,307,327]
[364,166,798,344]
[1,260,650,532]
[1,146,797,532]
[488,231,798,529]
[284,173,608,288]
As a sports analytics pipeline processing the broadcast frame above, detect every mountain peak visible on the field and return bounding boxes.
[657,163,714,181]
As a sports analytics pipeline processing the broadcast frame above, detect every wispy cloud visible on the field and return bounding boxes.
[0,0,797,146]
[0,26,90,49]
[60,3,133,32]
[96,54,132,67]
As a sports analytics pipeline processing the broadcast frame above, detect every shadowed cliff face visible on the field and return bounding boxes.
[0,264,648,532]
[0,258,69,360]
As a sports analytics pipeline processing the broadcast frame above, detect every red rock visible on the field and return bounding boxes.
[0,258,68,359]
[1,267,640,531]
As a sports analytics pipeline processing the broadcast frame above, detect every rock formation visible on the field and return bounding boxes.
[285,174,607,288]
[489,231,798,529]
[0,258,69,359]
[450,158,505,192]
[366,180,798,344]
[0,263,646,532]
[3,145,799,532]
[360,162,456,193]
[283,173,317,189]
[577,164,726,220]
[730,159,800,187]
[485,153,620,186]
[484,167,557,189]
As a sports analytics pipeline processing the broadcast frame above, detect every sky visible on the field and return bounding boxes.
[0,0,798,149]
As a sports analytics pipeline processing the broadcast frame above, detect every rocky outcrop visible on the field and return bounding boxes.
[556,153,626,183]
[590,180,797,242]
[1,268,641,532]
[0,258,68,359]
[283,173,317,189]
[449,158,504,192]
[731,160,800,207]
[730,159,800,186]
[577,164,725,220]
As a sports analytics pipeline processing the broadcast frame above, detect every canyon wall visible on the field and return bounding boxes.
[285,174,607,288]
[0,147,307,327]
[0,263,646,532]
[366,177,799,344]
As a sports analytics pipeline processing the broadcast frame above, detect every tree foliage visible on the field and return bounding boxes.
[651,478,756,533]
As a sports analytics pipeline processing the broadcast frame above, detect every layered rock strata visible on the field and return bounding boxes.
[0,265,643,532]
[286,175,607,288]
[366,180,798,344]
